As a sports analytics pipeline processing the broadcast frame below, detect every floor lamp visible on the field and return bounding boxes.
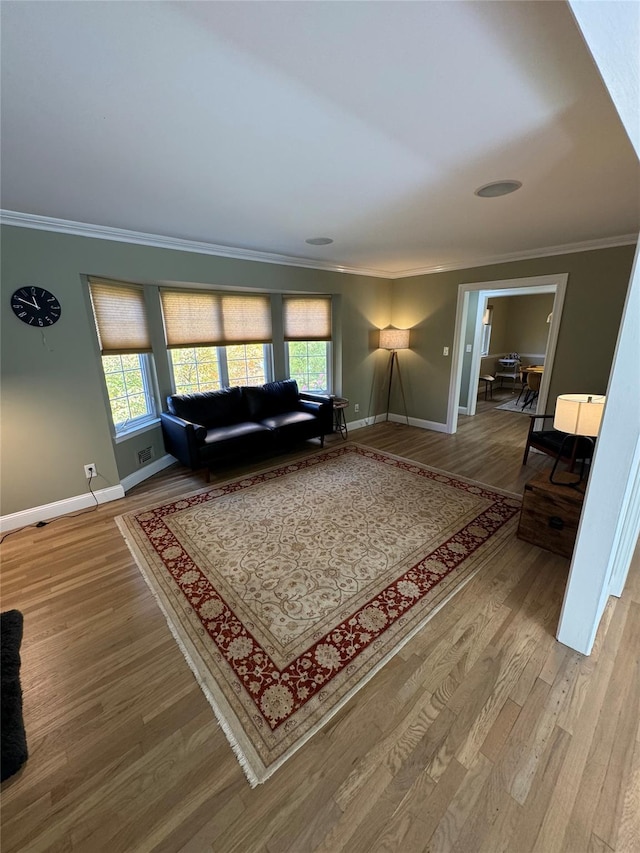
[549,393,605,486]
[379,327,410,424]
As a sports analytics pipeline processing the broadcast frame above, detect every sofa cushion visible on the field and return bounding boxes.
[259,411,316,430]
[243,379,300,421]
[167,387,244,429]
[203,422,272,445]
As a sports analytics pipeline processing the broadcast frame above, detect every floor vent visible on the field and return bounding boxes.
[137,446,155,466]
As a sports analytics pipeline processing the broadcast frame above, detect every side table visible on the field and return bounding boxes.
[332,397,349,440]
[517,470,586,558]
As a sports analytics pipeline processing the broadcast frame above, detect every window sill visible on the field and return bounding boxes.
[114,418,161,444]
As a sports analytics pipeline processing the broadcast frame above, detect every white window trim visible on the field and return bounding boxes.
[114,417,161,443]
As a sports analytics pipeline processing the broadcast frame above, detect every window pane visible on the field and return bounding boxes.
[225,344,266,387]
[287,341,329,393]
[128,394,148,418]
[195,346,218,363]
[102,355,123,374]
[170,347,222,394]
[101,353,153,429]
[124,370,144,395]
[120,353,141,370]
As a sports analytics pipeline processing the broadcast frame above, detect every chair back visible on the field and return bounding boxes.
[526,371,541,392]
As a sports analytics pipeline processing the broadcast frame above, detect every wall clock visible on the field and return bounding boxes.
[11,287,62,327]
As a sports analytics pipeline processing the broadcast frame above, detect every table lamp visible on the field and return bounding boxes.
[549,393,605,486]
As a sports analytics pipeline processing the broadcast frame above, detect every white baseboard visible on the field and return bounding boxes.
[346,414,381,430]
[388,412,449,432]
[120,454,177,493]
[347,413,448,433]
[458,406,469,416]
[0,484,125,533]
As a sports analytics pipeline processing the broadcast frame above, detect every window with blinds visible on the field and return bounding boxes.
[160,289,273,393]
[88,278,156,431]
[88,278,151,354]
[283,296,331,341]
[160,290,272,347]
[283,296,332,393]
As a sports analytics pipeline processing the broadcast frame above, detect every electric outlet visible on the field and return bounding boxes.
[84,463,96,479]
[354,403,360,413]
[466,344,472,353]
[443,346,450,356]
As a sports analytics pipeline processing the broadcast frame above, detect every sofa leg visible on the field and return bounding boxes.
[320,435,325,448]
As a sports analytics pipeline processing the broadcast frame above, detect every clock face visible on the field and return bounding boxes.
[11,287,62,327]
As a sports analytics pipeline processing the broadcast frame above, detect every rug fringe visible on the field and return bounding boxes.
[115,517,262,788]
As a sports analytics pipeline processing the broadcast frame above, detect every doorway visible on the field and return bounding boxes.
[446,274,567,434]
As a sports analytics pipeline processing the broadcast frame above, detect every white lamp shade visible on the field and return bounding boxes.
[553,394,606,436]
[379,327,410,350]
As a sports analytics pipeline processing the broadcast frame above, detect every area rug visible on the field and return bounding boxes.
[117,444,521,785]
[495,398,532,413]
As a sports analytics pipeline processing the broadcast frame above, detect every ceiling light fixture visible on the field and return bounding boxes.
[474,180,522,198]
[305,237,333,245]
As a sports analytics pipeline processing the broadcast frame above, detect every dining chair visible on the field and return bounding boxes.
[522,370,541,409]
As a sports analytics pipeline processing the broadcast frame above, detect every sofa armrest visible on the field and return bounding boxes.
[299,393,333,433]
[299,399,322,415]
[160,412,206,469]
[299,391,331,405]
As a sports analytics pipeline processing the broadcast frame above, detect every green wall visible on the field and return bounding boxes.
[1,225,635,518]
[487,297,511,357]
[502,293,555,357]
[1,226,390,516]
[486,293,554,361]
[390,245,635,424]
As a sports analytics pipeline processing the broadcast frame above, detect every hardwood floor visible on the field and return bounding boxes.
[2,396,638,852]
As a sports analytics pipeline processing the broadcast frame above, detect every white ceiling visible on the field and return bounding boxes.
[1,0,638,277]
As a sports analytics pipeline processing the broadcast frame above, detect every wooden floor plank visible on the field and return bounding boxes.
[1,397,638,852]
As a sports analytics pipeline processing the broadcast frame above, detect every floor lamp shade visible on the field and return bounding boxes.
[554,394,606,436]
[379,328,410,350]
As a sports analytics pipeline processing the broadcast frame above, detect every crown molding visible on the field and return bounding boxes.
[390,233,638,278]
[0,210,388,279]
[1,209,636,280]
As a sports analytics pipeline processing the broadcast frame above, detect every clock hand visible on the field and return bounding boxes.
[16,297,39,308]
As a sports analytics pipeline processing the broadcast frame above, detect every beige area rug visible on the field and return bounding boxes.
[117,444,521,785]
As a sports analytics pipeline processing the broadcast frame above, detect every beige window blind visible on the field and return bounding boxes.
[283,297,332,341]
[161,290,272,347]
[88,278,152,354]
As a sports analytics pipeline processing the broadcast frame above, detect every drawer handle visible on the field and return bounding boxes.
[549,516,564,530]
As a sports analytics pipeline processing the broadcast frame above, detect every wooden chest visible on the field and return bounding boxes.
[517,471,586,558]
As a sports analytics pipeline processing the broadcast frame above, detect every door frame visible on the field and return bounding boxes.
[447,273,568,433]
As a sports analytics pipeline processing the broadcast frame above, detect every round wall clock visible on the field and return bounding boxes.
[11,287,62,327]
